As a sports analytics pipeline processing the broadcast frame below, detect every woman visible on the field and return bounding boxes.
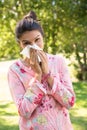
[8,11,75,130]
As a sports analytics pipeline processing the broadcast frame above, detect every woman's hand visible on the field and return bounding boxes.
[29,49,42,82]
[37,51,49,75]
[29,49,54,88]
[37,51,54,88]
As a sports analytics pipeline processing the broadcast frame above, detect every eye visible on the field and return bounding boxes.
[23,41,31,46]
[35,38,40,42]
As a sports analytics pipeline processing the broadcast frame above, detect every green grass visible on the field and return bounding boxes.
[0,101,19,130]
[0,80,87,130]
[70,82,87,130]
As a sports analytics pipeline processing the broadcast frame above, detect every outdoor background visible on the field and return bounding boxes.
[0,0,87,130]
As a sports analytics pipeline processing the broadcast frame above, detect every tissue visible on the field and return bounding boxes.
[20,44,42,62]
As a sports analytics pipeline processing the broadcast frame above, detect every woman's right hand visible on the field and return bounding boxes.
[29,48,42,82]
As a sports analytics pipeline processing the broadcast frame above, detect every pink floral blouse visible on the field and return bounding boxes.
[8,54,75,130]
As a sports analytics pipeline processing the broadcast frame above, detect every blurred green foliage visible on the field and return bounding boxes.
[0,0,87,80]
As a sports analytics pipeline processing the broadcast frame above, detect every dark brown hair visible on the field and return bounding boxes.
[15,11,44,42]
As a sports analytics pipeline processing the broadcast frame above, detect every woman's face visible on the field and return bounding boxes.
[19,30,44,49]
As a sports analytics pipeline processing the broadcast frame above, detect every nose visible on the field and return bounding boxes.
[31,42,36,45]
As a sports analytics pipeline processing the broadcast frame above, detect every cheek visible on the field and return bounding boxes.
[37,39,44,49]
[38,42,44,49]
[20,43,24,49]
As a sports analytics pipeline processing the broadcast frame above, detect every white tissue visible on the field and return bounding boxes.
[20,44,42,62]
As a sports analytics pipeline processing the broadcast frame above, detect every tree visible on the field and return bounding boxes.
[57,0,87,80]
[0,0,87,80]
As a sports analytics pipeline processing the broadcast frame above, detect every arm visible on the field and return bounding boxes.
[47,56,75,109]
[8,68,45,119]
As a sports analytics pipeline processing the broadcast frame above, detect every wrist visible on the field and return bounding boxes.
[42,71,51,82]
[42,71,54,88]
[35,73,42,82]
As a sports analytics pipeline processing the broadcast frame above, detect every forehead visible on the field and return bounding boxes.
[20,30,41,41]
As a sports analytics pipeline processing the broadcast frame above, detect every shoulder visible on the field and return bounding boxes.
[56,54,67,65]
[47,53,66,63]
[8,59,21,73]
[47,53,68,72]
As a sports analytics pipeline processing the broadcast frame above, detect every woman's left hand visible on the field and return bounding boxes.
[37,51,54,89]
[37,51,49,75]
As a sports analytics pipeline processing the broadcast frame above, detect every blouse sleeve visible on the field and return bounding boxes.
[8,68,45,119]
[51,56,75,109]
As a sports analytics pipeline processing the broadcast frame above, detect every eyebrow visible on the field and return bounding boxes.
[22,35,40,43]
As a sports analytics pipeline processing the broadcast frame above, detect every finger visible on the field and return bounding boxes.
[38,51,47,60]
[30,49,36,65]
[37,51,47,63]
[30,48,35,59]
[30,51,40,68]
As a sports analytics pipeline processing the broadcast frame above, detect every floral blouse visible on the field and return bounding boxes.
[8,54,75,130]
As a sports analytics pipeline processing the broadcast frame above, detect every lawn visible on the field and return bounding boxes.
[0,61,87,130]
[70,82,87,130]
